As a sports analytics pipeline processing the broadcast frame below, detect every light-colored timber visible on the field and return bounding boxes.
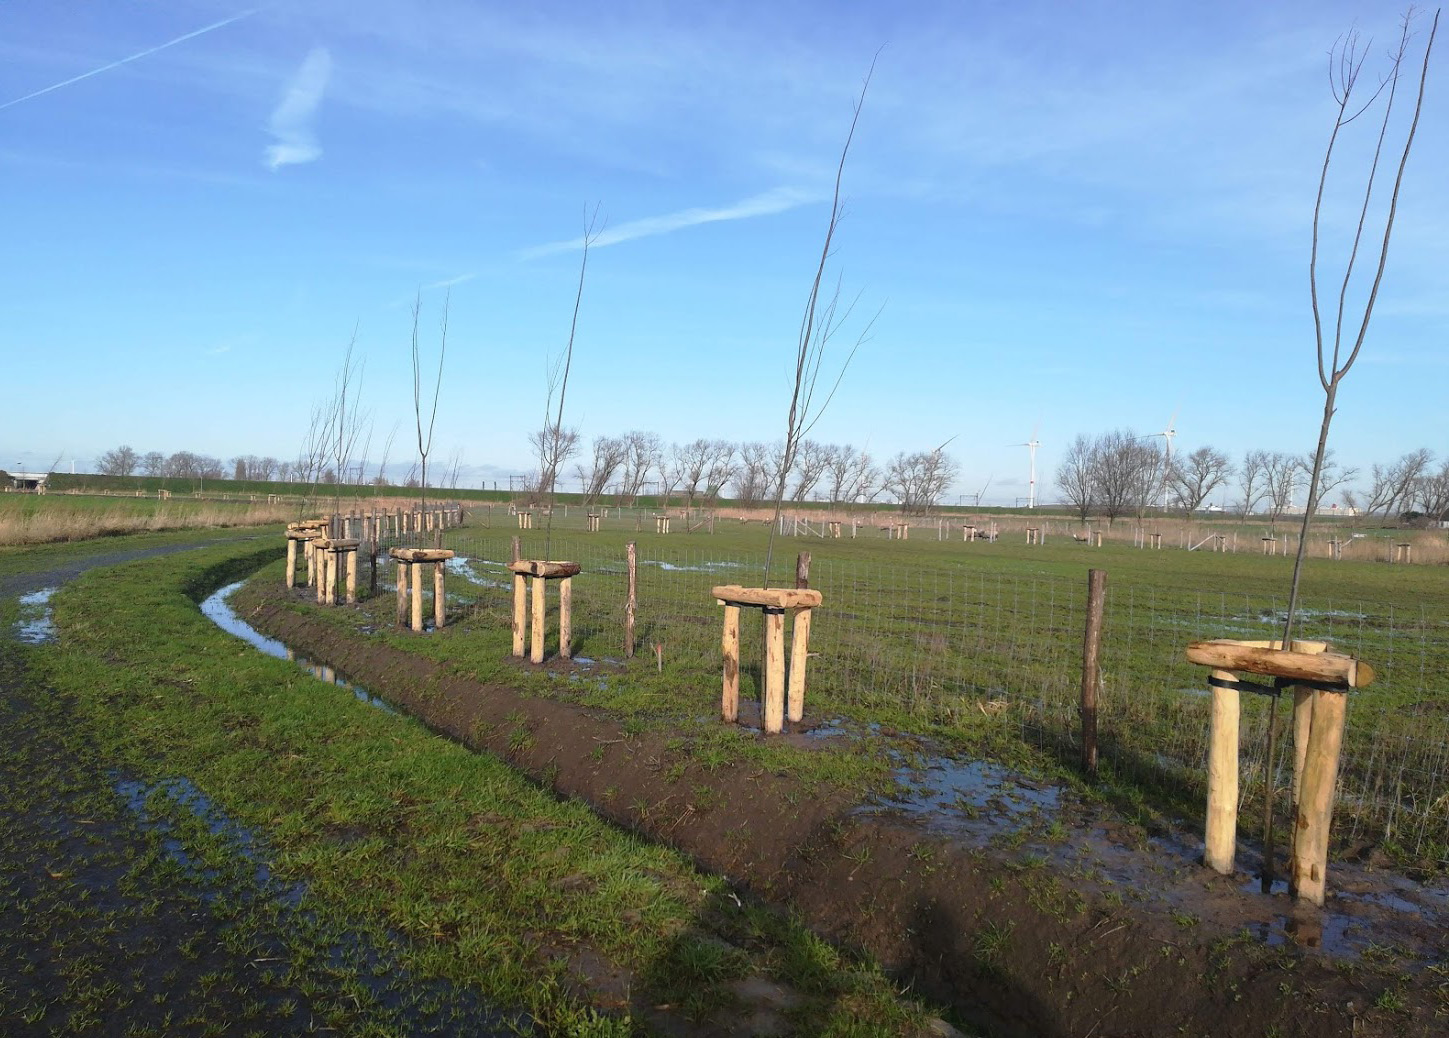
[711,585,823,609]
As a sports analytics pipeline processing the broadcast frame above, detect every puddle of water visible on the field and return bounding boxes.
[15,586,58,644]
[115,772,526,1032]
[202,582,394,714]
[115,773,305,907]
[863,757,1061,846]
[642,559,744,573]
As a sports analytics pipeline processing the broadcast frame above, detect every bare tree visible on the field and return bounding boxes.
[328,331,368,509]
[616,431,661,504]
[1237,449,1271,518]
[1415,458,1449,518]
[539,208,602,555]
[141,451,165,478]
[97,445,139,477]
[575,435,628,508]
[762,57,880,583]
[1169,446,1234,514]
[1302,448,1357,512]
[1089,429,1160,523]
[528,424,580,498]
[673,439,714,509]
[789,440,831,502]
[1284,8,1438,644]
[1054,434,1096,521]
[883,445,960,514]
[702,441,737,505]
[825,444,879,507]
[733,442,772,507]
[1363,447,1432,516]
[1264,451,1302,522]
[410,294,449,515]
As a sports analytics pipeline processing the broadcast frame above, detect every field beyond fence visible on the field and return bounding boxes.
[339,505,1449,870]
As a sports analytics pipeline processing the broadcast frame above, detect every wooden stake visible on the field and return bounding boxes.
[346,549,358,605]
[286,539,297,587]
[531,575,546,663]
[625,541,637,659]
[511,574,526,657]
[721,603,740,722]
[1291,690,1348,907]
[411,557,424,632]
[558,576,572,658]
[433,560,445,629]
[1204,668,1240,875]
[1081,568,1106,779]
[788,607,812,724]
[511,535,521,564]
[396,561,408,626]
[764,607,786,734]
[795,550,811,589]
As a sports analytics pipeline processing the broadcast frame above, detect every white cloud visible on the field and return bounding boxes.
[521,187,819,258]
[265,47,332,171]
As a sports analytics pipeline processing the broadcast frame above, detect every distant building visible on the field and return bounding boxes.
[7,471,49,492]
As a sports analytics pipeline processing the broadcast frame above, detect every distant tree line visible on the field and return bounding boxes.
[1054,431,1447,523]
[524,428,962,514]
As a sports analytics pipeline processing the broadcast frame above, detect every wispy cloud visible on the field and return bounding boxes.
[423,272,476,290]
[520,187,819,258]
[0,8,259,112]
[265,47,332,171]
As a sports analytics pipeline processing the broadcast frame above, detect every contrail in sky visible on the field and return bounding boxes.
[0,7,260,112]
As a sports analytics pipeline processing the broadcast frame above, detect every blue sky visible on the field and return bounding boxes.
[1,0,1444,504]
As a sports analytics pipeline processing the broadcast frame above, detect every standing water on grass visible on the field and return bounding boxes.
[14,586,58,644]
[200,582,395,713]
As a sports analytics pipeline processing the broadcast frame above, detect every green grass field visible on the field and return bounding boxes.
[344,514,1449,869]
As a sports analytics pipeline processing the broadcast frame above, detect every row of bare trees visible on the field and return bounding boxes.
[524,430,960,514]
[1054,430,1374,523]
[1056,432,1449,523]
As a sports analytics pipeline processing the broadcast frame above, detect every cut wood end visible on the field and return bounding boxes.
[1185,639,1372,688]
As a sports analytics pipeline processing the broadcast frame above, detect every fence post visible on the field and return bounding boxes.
[1081,568,1106,779]
[625,541,637,659]
[795,551,811,589]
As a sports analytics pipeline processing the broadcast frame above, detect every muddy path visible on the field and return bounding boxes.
[0,536,523,1037]
[241,580,1448,1038]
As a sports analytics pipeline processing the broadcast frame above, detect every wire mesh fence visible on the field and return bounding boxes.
[336,504,1449,866]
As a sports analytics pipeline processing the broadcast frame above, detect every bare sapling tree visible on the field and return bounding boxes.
[328,331,369,515]
[1282,8,1438,645]
[410,290,450,526]
[762,56,882,584]
[540,207,602,560]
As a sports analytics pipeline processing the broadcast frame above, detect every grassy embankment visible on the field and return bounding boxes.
[9,535,946,1035]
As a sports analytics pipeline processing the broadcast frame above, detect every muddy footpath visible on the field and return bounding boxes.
[239,579,1449,1038]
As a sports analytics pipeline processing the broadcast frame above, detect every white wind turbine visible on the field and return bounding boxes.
[1010,426,1042,509]
[1148,409,1178,508]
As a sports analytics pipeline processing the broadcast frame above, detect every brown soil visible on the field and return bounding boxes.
[242,584,1449,1038]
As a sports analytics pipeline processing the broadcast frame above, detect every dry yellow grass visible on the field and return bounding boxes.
[0,501,297,546]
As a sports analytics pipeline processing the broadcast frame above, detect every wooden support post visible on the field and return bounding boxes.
[721,604,740,722]
[316,551,328,604]
[1204,668,1240,875]
[1081,568,1106,779]
[346,550,358,605]
[558,577,572,658]
[511,574,527,657]
[625,541,637,658]
[530,575,546,664]
[795,551,811,589]
[511,536,521,564]
[788,608,812,723]
[433,560,446,629]
[286,538,297,587]
[305,539,316,585]
[396,561,408,626]
[1292,690,1348,907]
[763,608,786,734]
[411,558,424,632]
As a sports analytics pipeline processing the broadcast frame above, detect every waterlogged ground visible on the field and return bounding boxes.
[0,537,528,1036]
[4,534,962,1037]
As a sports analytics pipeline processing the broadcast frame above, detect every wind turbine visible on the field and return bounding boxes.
[1148,409,1178,509]
[1009,426,1042,509]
